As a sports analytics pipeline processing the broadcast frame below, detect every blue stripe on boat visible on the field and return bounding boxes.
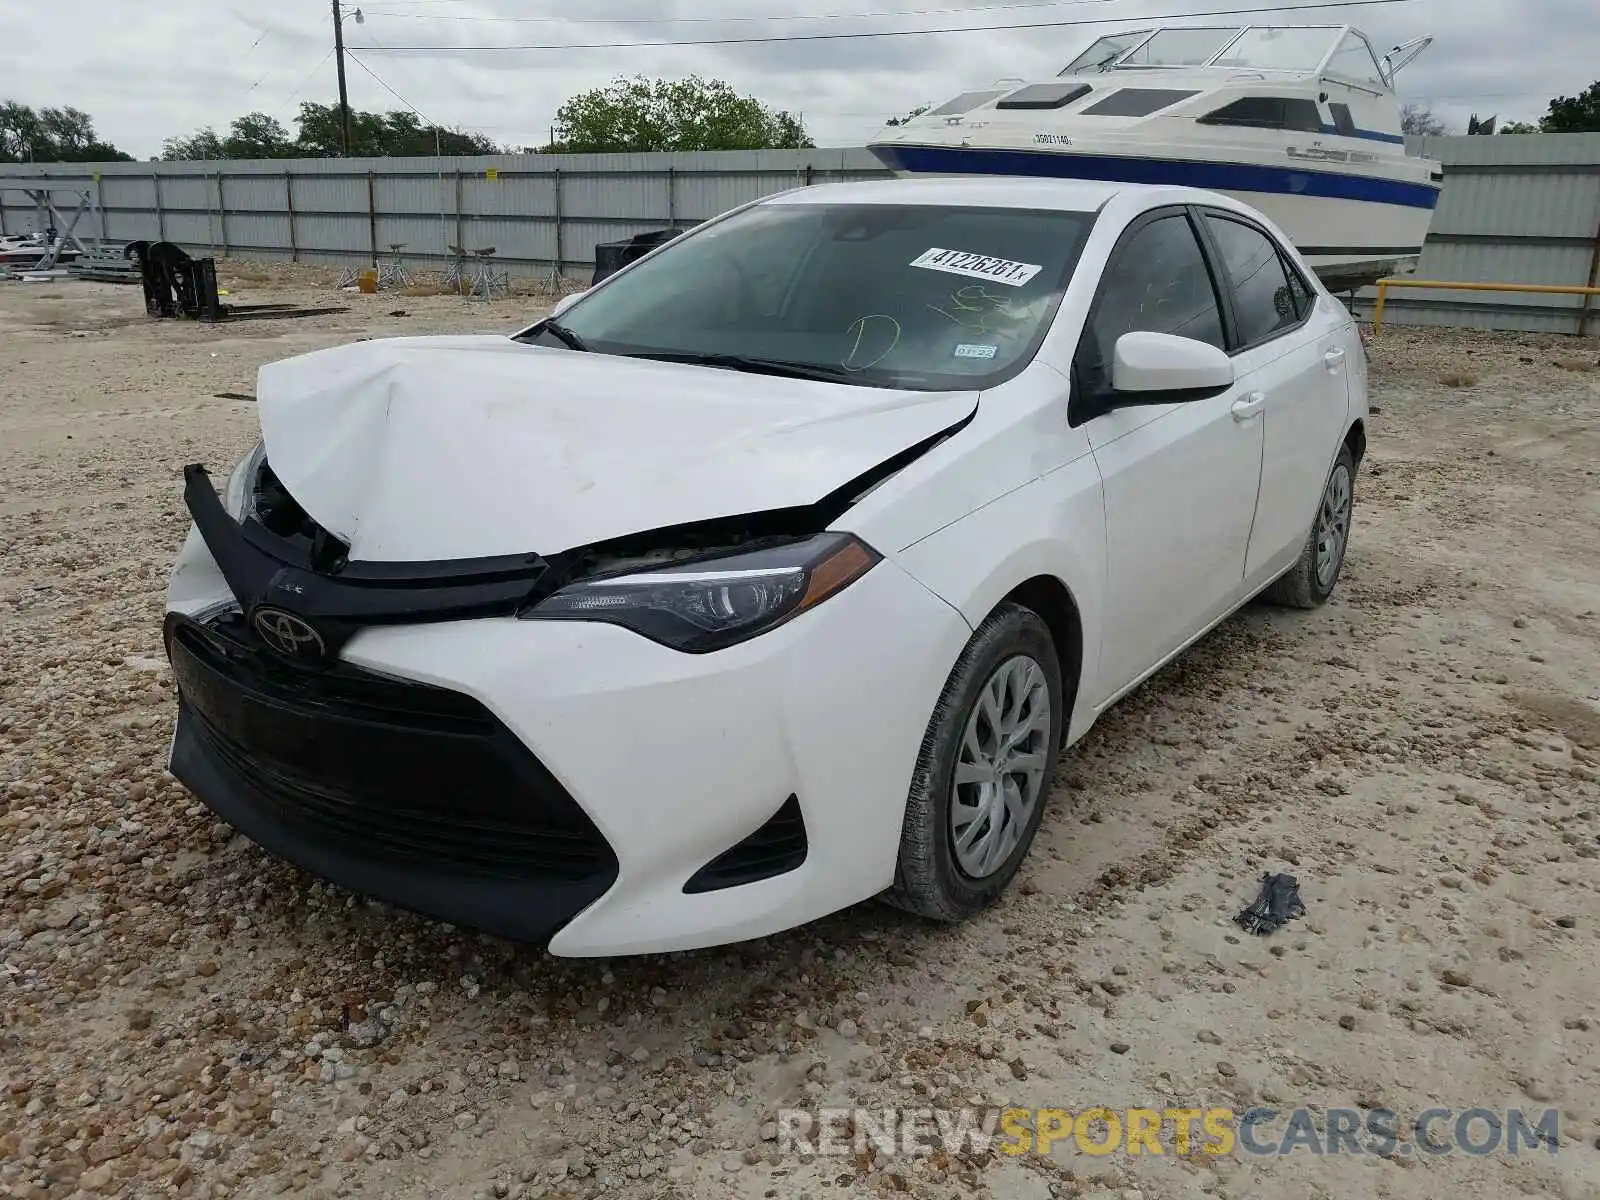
[1320,126,1407,145]
[871,145,1440,210]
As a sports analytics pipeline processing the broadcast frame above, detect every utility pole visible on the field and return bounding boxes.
[333,0,352,156]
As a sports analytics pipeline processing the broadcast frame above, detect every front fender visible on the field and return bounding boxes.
[890,451,1108,744]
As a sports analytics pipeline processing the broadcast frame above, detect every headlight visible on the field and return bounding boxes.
[519,532,879,653]
[223,440,266,521]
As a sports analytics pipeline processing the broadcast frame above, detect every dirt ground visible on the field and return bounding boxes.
[2,264,1600,1200]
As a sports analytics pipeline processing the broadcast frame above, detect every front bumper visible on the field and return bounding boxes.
[166,523,972,956]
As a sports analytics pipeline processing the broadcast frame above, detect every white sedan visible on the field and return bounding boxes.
[164,176,1365,956]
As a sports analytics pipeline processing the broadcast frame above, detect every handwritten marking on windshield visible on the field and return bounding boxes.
[843,314,902,371]
[928,284,1032,338]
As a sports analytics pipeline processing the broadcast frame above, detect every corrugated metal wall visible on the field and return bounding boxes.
[0,149,889,280]
[1352,131,1600,336]
[3,136,1597,334]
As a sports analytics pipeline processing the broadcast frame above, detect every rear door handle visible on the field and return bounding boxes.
[1231,392,1266,422]
[1324,348,1347,371]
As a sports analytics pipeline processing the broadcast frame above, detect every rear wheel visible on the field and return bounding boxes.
[886,603,1063,921]
[1264,444,1356,609]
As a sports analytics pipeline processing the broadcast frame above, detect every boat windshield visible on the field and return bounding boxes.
[1115,27,1244,68]
[1211,26,1342,72]
[1061,32,1148,74]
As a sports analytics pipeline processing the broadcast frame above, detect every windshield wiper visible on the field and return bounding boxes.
[540,319,588,352]
[622,351,864,384]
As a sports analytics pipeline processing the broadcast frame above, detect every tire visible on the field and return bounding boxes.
[886,603,1064,921]
[1263,444,1356,610]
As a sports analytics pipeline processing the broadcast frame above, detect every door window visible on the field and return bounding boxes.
[1080,214,1224,394]
[1203,215,1302,346]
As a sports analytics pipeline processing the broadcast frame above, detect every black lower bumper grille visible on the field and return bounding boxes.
[165,613,617,942]
[684,794,808,894]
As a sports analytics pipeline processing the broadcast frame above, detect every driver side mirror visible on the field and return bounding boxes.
[1110,331,1234,403]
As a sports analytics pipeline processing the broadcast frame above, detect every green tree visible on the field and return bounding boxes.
[1498,120,1542,134]
[160,127,225,160]
[292,102,500,157]
[0,101,131,162]
[1540,81,1600,133]
[886,106,930,127]
[543,76,812,153]
[225,112,296,158]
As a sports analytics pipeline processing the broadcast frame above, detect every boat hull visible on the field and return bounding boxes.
[869,143,1437,292]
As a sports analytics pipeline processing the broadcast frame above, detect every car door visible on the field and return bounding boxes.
[1071,209,1266,707]
[1197,211,1352,582]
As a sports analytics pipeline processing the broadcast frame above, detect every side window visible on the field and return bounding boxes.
[1281,253,1316,321]
[1203,215,1301,345]
[1080,214,1224,391]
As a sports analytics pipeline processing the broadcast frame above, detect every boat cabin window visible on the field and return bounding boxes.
[1325,32,1388,90]
[1062,32,1148,75]
[929,90,1006,117]
[1198,96,1325,133]
[1116,27,1243,68]
[1328,102,1358,136]
[1081,88,1199,118]
[1210,25,1340,72]
[997,83,1093,110]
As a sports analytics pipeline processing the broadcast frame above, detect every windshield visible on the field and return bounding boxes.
[1115,27,1244,67]
[1212,26,1341,72]
[1062,32,1148,74]
[532,203,1095,391]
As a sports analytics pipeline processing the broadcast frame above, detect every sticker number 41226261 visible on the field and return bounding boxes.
[910,247,1042,287]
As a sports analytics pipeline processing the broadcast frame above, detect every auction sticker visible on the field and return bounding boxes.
[910,247,1042,287]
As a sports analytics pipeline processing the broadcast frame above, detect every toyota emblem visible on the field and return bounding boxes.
[252,606,327,660]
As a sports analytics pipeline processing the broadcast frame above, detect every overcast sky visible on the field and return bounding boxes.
[5,0,1597,158]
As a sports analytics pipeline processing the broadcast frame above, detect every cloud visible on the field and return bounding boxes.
[0,0,1594,156]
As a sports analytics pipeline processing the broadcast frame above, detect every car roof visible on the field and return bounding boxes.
[761,175,1222,214]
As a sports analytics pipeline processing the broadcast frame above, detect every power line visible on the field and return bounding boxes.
[356,0,1118,24]
[349,0,1423,52]
[344,49,443,127]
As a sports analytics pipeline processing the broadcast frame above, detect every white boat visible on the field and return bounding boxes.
[0,231,81,268]
[868,24,1442,291]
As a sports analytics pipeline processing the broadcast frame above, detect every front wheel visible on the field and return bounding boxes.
[1264,444,1356,609]
[886,603,1064,921]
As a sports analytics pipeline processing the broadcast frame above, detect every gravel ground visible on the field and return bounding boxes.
[2,266,1600,1200]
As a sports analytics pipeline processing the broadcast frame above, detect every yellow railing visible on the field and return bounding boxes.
[1371,278,1600,337]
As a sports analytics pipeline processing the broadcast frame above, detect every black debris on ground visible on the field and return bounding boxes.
[1234,872,1306,936]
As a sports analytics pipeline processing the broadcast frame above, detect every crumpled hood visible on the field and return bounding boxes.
[256,335,976,562]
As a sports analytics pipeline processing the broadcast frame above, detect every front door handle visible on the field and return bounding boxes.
[1323,347,1347,371]
[1231,392,1266,422]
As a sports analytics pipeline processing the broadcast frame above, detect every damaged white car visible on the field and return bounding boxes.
[164,176,1366,956]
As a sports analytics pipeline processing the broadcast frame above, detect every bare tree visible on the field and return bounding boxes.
[1399,102,1449,136]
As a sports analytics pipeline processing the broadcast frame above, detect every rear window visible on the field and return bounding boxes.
[1081,88,1198,117]
[535,203,1098,392]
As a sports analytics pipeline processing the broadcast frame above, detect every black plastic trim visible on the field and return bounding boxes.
[684,795,808,894]
[164,612,618,944]
[184,464,549,659]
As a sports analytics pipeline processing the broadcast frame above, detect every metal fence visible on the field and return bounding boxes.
[1357,131,1600,337]
[0,150,891,284]
[2,135,1598,334]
